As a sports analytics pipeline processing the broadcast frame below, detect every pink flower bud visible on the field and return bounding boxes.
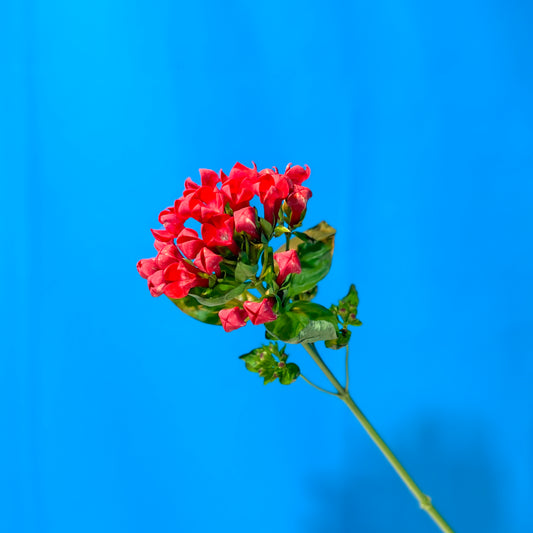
[155,243,182,270]
[151,228,174,242]
[163,260,208,299]
[243,299,277,325]
[176,228,205,259]
[147,270,167,297]
[285,163,311,185]
[137,258,158,279]
[201,214,239,255]
[234,206,259,240]
[158,207,184,235]
[195,247,223,276]
[273,249,302,285]
[199,168,220,187]
[285,185,312,227]
[219,306,248,332]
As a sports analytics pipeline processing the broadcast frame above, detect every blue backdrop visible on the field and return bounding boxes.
[1,1,532,532]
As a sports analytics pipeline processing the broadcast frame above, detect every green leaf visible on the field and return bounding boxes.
[188,282,249,307]
[264,302,338,344]
[239,343,300,386]
[259,218,273,239]
[279,363,300,385]
[274,225,290,237]
[235,261,258,282]
[325,328,352,350]
[334,284,362,326]
[279,221,335,298]
[169,295,222,325]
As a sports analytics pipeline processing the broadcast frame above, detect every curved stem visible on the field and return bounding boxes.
[344,343,350,392]
[301,342,455,533]
[300,373,338,396]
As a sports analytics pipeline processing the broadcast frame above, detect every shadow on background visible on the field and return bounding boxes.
[307,415,502,533]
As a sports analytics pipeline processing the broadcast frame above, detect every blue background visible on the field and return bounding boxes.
[1,1,532,532]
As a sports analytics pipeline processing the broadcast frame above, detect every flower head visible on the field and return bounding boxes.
[137,162,313,332]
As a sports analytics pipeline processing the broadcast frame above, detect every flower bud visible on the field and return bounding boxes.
[219,307,248,332]
[243,299,277,325]
[285,185,312,227]
[195,247,223,276]
[234,206,259,240]
[137,258,158,279]
[273,249,302,285]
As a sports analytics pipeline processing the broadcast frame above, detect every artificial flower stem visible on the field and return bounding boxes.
[301,342,455,533]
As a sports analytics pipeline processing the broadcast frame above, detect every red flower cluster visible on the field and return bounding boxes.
[137,162,311,328]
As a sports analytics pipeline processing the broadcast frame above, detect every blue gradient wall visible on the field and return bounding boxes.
[1,1,532,532]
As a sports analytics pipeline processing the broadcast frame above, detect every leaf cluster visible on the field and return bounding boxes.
[239,343,300,385]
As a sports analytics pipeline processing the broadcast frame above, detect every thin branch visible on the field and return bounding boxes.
[344,343,350,392]
[300,373,339,397]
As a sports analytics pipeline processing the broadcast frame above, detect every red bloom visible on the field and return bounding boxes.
[188,186,226,223]
[195,247,223,276]
[285,185,312,227]
[155,243,181,270]
[176,228,204,259]
[151,228,174,242]
[243,298,278,325]
[199,168,220,187]
[219,306,248,332]
[158,206,184,235]
[255,169,291,224]
[201,214,239,255]
[220,162,257,210]
[273,249,302,285]
[163,260,208,299]
[147,270,167,297]
[285,163,311,185]
[137,258,158,279]
[234,206,259,240]
[138,162,313,310]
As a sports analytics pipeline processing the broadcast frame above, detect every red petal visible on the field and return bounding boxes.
[151,228,174,242]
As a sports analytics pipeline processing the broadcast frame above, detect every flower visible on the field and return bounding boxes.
[243,299,278,325]
[194,247,223,276]
[176,228,204,259]
[219,307,248,332]
[137,162,312,326]
[163,260,208,299]
[234,206,259,240]
[273,249,302,285]
[285,185,313,227]
[201,214,239,255]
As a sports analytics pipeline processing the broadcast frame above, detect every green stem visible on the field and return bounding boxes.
[300,373,337,397]
[285,232,291,251]
[301,342,455,533]
[344,343,350,392]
